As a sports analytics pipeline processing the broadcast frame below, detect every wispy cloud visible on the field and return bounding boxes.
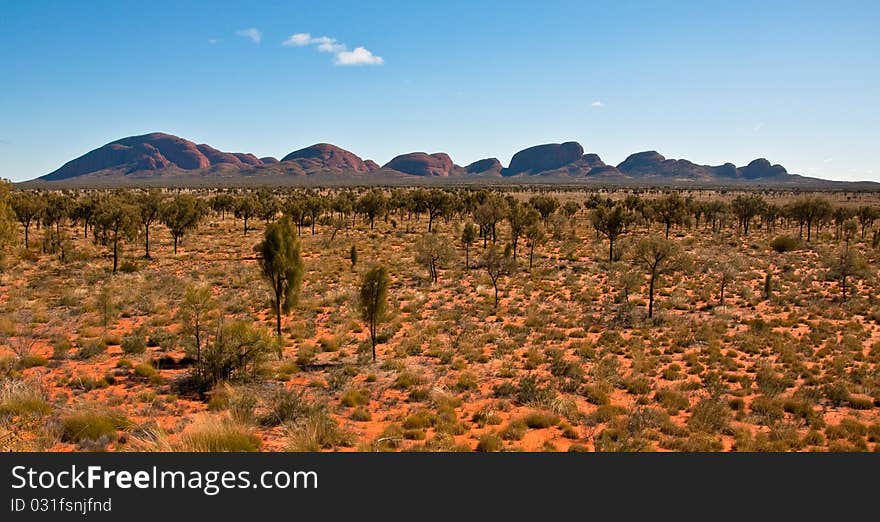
[236,28,262,44]
[753,122,765,132]
[283,32,383,66]
[0,139,9,145]
[591,100,603,107]
[823,157,833,163]
[208,38,219,45]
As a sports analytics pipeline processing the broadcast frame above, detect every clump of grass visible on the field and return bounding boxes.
[0,379,51,418]
[476,432,503,452]
[687,398,729,434]
[523,410,560,429]
[121,331,147,355]
[286,409,353,451]
[340,388,370,408]
[59,409,131,443]
[75,339,107,360]
[176,416,261,452]
[259,388,305,427]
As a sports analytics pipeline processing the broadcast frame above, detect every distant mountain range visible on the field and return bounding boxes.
[24,132,878,188]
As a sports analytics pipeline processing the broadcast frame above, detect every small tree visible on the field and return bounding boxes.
[415,232,454,284]
[482,245,515,310]
[179,284,216,374]
[356,190,387,230]
[506,202,539,260]
[524,222,546,270]
[652,193,687,239]
[0,182,16,264]
[359,265,390,362]
[461,222,476,270]
[256,217,303,337]
[161,194,204,254]
[731,194,766,236]
[234,194,259,235]
[828,245,868,302]
[11,191,44,249]
[349,244,358,269]
[137,189,165,258]
[591,203,632,262]
[93,195,139,273]
[633,237,679,318]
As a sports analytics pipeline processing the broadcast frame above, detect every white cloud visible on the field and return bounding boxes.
[753,122,765,132]
[208,38,219,44]
[283,32,383,66]
[236,28,262,44]
[823,157,833,163]
[282,33,313,46]
[591,100,603,107]
[335,46,384,66]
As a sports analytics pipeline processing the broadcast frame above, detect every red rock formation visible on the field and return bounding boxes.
[281,143,369,172]
[383,152,455,176]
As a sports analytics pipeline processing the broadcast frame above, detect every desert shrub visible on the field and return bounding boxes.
[121,331,147,355]
[393,371,423,390]
[402,410,435,430]
[200,321,276,385]
[0,379,50,418]
[340,388,370,407]
[286,408,353,451]
[68,375,109,391]
[770,235,800,253]
[582,384,611,406]
[52,337,72,359]
[59,409,131,443]
[500,419,527,441]
[476,432,503,452]
[750,395,784,425]
[687,398,729,433]
[176,417,261,452]
[523,410,560,429]
[594,426,651,452]
[821,383,851,407]
[75,340,107,360]
[654,388,689,413]
[259,388,305,427]
[133,363,159,380]
[514,375,555,406]
[350,408,371,422]
[472,407,502,427]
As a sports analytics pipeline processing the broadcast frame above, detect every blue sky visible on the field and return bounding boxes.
[1,0,878,182]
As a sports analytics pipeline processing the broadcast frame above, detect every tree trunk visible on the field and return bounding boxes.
[370,321,377,362]
[608,236,614,262]
[493,282,499,310]
[24,225,29,249]
[648,273,655,318]
[173,235,178,254]
[465,245,469,270]
[145,225,151,258]
[112,235,119,273]
[275,298,282,337]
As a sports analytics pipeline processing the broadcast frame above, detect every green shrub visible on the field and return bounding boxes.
[176,417,261,452]
[476,433,503,452]
[286,409,353,451]
[687,398,729,433]
[121,331,147,355]
[60,410,131,443]
[523,411,560,429]
[0,380,51,418]
[770,235,801,253]
[75,340,107,360]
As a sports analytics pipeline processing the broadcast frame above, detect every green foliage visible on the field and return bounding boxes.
[359,265,390,361]
[256,217,303,336]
